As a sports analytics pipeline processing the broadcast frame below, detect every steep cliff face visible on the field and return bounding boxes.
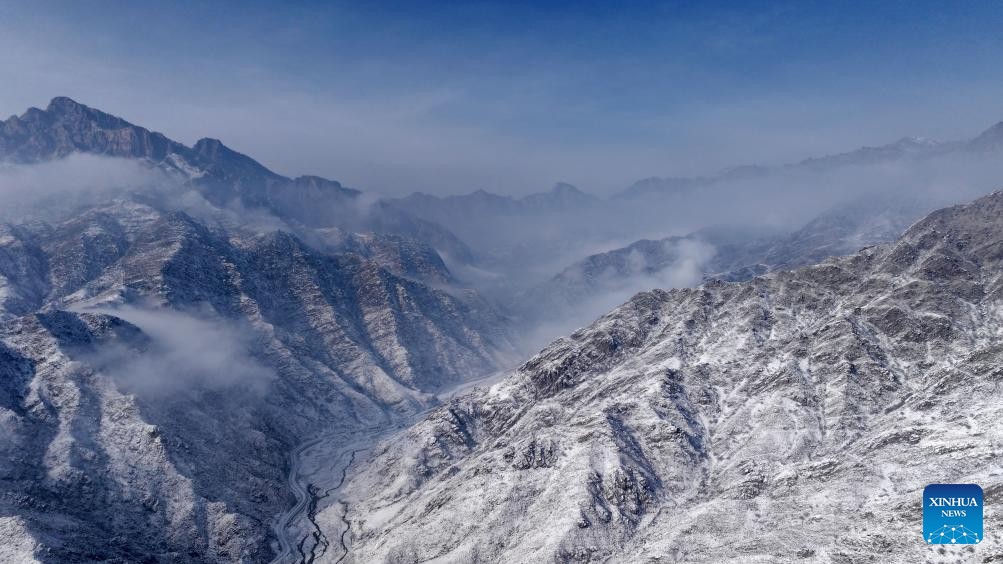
[0,97,192,163]
[337,191,1003,563]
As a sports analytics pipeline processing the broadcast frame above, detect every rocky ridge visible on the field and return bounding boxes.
[336,190,1003,563]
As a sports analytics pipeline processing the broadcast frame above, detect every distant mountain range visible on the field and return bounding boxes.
[616,124,1003,200]
[391,182,598,219]
[377,119,1003,314]
[382,122,1003,209]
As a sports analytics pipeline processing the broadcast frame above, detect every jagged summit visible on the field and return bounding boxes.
[520,182,596,208]
[1,97,279,180]
[46,95,85,112]
[0,96,186,163]
[193,136,283,181]
[0,98,305,186]
[192,136,226,153]
[0,97,477,257]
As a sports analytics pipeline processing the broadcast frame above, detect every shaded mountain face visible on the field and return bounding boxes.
[337,190,1003,562]
[0,97,475,263]
[309,227,458,287]
[0,196,514,561]
[0,97,193,164]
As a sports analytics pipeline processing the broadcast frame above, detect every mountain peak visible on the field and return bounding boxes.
[193,137,281,180]
[46,96,86,113]
[518,182,596,208]
[193,137,226,155]
[1,96,175,163]
[550,182,582,195]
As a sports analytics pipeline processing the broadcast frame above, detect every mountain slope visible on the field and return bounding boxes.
[1,199,510,397]
[0,196,514,562]
[335,190,1003,563]
[0,310,292,562]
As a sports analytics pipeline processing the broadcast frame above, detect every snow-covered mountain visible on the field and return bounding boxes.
[0,99,518,562]
[4,95,1003,563]
[333,190,1003,562]
[0,197,517,561]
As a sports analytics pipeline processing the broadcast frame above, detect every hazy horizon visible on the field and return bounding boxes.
[3,1,1003,197]
[5,4,1003,562]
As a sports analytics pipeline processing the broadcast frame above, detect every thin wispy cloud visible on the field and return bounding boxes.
[0,154,162,220]
[79,306,276,398]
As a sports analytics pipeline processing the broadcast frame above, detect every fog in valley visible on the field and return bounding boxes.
[4,120,1003,352]
[4,3,1003,562]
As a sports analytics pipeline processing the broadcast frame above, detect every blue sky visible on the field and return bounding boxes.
[2,1,1002,195]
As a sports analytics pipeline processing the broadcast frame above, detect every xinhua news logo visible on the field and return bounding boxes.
[924,484,983,545]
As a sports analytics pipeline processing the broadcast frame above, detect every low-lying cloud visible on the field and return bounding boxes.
[520,239,717,351]
[0,154,164,220]
[80,306,275,398]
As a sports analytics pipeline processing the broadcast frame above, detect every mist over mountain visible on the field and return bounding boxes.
[1,93,1002,563]
[7,3,1003,562]
[382,121,1003,348]
[0,98,519,562]
[337,189,1003,563]
[517,196,936,343]
[0,98,475,262]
